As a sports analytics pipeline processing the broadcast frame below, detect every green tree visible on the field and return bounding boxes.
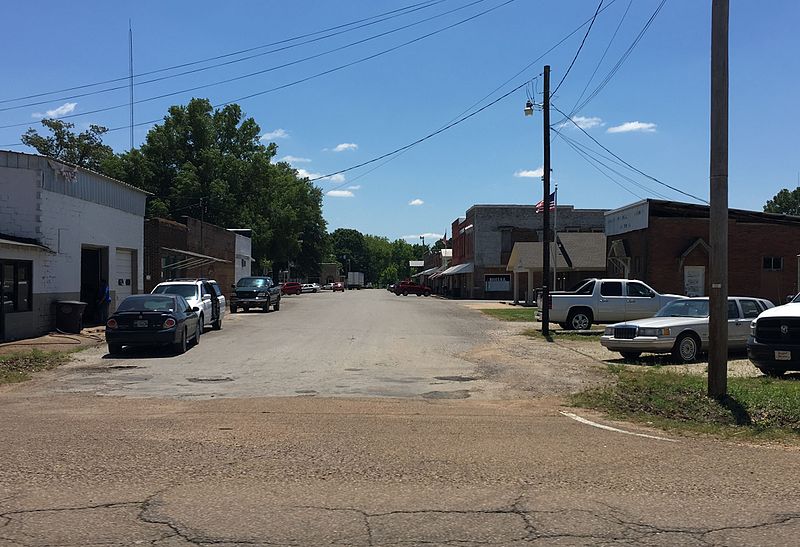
[21,119,114,171]
[330,228,368,273]
[363,234,393,283]
[764,187,800,216]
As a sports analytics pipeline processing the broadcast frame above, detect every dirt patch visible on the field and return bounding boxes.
[187,377,234,383]
[434,375,479,382]
[421,390,471,399]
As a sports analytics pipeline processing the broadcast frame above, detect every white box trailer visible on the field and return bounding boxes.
[347,271,364,289]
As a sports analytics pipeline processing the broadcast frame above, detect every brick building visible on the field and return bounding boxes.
[606,199,800,304]
[144,217,237,296]
[446,204,606,299]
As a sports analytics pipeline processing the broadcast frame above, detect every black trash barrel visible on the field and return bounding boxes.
[55,301,88,333]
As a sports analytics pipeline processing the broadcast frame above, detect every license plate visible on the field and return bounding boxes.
[775,350,791,361]
[134,320,148,328]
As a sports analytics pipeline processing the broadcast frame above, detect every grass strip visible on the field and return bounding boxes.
[479,308,537,322]
[571,366,800,440]
[0,349,73,385]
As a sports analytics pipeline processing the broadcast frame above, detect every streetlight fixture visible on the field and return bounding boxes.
[524,100,535,117]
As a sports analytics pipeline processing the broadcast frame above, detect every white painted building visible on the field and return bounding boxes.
[228,229,253,283]
[0,151,148,341]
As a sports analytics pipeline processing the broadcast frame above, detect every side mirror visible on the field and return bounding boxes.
[202,294,211,301]
[191,306,200,312]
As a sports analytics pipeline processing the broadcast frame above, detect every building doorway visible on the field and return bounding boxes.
[80,247,108,325]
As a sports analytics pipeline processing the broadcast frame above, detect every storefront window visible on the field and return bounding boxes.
[485,274,510,292]
[0,261,32,313]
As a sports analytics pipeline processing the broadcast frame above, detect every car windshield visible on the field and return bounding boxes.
[152,284,197,299]
[117,296,176,313]
[656,300,709,318]
[237,278,269,288]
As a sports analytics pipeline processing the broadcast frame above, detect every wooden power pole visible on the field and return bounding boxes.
[708,0,729,398]
[541,65,552,336]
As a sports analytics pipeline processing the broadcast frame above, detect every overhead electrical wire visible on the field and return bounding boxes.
[0,0,470,113]
[550,0,604,97]
[551,103,708,204]
[0,0,447,105]
[0,0,512,131]
[318,0,623,188]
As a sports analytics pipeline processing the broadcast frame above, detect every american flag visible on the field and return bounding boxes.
[535,190,557,213]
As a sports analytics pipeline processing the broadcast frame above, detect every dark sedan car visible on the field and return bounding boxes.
[105,294,201,355]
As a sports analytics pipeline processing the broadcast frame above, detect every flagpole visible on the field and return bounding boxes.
[552,184,558,290]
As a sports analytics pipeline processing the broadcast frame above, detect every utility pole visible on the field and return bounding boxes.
[541,65,552,336]
[708,0,729,398]
[128,20,134,151]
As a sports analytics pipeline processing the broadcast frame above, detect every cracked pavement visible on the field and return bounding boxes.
[1,291,799,545]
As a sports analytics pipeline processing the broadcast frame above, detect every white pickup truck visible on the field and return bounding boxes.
[536,278,684,330]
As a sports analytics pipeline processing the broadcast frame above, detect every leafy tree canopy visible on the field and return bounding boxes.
[21,119,114,171]
[764,187,800,216]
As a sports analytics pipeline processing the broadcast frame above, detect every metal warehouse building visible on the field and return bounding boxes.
[0,151,148,341]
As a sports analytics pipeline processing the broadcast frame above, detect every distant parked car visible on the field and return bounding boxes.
[387,284,396,292]
[282,282,302,295]
[105,294,200,355]
[394,280,431,297]
[322,283,334,290]
[151,278,225,332]
[301,283,319,293]
[332,282,345,292]
[748,295,800,377]
[601,296,773,363]
[230,276,281,313]
[539,278,684,330]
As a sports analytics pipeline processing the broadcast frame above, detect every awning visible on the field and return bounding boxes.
[412,266,439,278]
[0,238,54,253]
[441,262,474,276]
[161,247,230,270]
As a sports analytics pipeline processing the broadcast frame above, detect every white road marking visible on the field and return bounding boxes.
[559,411,678,443]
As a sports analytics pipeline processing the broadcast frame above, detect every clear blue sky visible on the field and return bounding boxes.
[2,1,798,241]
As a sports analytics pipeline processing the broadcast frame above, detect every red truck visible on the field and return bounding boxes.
[394,280,432,297]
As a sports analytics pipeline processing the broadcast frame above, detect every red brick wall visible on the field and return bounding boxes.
[451,216,474,265]
[609,216,799,304]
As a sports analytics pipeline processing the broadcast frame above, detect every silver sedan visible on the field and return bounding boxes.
[600,297,774,363]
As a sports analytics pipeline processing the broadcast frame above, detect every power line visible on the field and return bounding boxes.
[0,0,510,131]
[311,79,532,184]
[0,0,446,106]
[316,0,624,188]
[550,0,604,97]
[566,0,632,118]
[551,103,708,204]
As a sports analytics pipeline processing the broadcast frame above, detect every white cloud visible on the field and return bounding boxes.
[278,155,311,164]
[329,173,346,183]
[408,198,424,206]
[32,102,77,119]
[606,121,657,134]
[559,115,603,129]
[295,168,344,183]
[514,167,544,178]
[296,168,322,180]
[260,128,289,141]
[326,190,355,198]
[401,232,444,241]
[327,142,358,152]
[347,185,361,190]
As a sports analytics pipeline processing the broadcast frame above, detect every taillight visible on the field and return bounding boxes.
[163,318,176,329]
[106,318,118,329]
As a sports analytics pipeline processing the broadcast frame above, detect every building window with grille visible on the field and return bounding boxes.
[763,257,783,271]
[1,260,32,313]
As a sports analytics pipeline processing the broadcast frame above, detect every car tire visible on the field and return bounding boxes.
[672,333,700,363]
[243,305,250,312]
[273,299,280,312]
[212,317,222,330]
[620,351,641,361]
[402,291,409,296]
[192,321,201,346]
[230,306,237,314]
[198,313,204,333]
[395,292,401,297]
[567,309,592,330]
[761,368,786,378]
[174,328,187,355]
[424,291,431,297]
[108,343,123,356]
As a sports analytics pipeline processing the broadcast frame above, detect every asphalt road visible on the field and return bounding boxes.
[43,289,506,399]
[1,290,799,546]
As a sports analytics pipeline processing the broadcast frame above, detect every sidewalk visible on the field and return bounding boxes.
[0,327,105,355]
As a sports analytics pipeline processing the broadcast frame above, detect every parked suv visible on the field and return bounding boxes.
[230,276,281,313]
[151,278,225,331]
[394,280,431,297]
[748,295,800,377]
